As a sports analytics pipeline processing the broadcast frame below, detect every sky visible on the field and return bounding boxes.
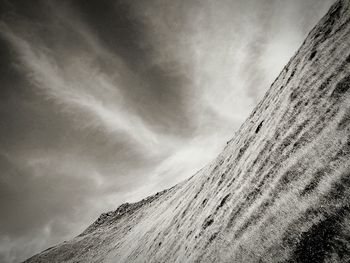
[0,0,335,262]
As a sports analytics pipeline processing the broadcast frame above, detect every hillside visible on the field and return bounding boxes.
[25,0,350,262]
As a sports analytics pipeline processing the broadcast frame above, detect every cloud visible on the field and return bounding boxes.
[0,22,165,153]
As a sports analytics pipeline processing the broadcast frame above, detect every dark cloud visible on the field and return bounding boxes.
[0,0,335,262]
[62,0,196,136]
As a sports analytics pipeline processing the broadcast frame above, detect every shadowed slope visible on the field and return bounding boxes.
[25,0,350,262]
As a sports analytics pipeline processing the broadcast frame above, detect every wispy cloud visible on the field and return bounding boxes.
[0,22,165,153]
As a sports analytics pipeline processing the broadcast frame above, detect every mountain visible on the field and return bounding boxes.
[25,0,350,262]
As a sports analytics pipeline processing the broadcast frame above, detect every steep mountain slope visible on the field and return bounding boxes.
[25,0,350,262]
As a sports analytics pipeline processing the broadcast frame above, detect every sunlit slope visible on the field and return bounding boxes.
[25,0,350,262]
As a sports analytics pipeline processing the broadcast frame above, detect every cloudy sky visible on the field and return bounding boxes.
[0,0,335,262]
